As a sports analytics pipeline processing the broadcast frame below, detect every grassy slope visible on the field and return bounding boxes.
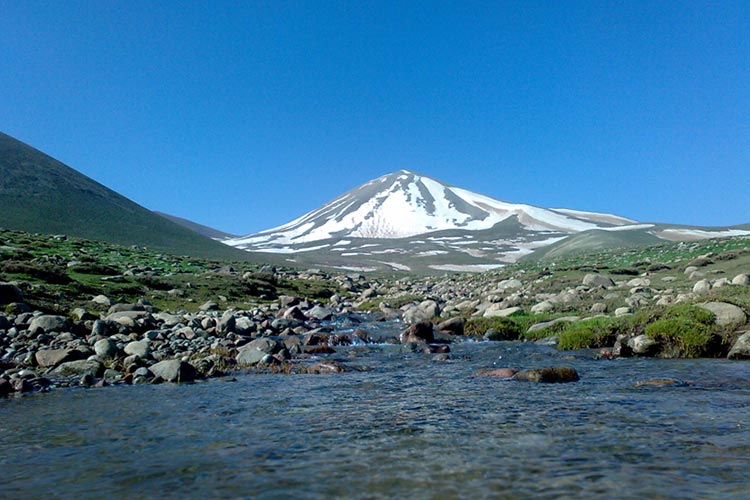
[0,132,254,261]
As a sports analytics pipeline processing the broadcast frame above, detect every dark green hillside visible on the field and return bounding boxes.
[0,132,252,260]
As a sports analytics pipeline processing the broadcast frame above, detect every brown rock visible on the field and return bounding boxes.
[513,366,580,383]
[35,348,83,368]
[477,368,519,378]
[400,321,434,344]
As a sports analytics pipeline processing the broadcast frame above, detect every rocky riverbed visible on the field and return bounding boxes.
[2,230,750,397]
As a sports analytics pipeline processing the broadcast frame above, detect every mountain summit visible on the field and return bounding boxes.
[227,170,636,248]
[224,170,662,272]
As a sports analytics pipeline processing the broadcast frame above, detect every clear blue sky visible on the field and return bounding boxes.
[2,0,748,234]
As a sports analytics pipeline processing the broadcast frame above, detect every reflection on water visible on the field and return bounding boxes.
[3,336,750,499]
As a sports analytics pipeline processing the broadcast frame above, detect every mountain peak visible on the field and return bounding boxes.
[225,170,638,252]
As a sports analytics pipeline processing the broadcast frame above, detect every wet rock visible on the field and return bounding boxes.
[477,368,518,378]
[399,321,434,344]
[307,306,333,321]
[28,315,68,335]
[307,361,347,374]
[304,345,336,355]
[423,344,450,354]
[0,377,13,395]
[150,359,197,383]
[35,348,83,368]
[634,378,686,387]
[52,360,104,378]
[236,338,279,366]
[629,335,658,356]
[512,367,579,383]
[727,332,750,359]
[12,377,33,393]
[403,300,440,324]
[436,317,465,335]
[697,302,747,328]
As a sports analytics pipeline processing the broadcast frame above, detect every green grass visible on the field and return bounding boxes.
[558,317,627,350]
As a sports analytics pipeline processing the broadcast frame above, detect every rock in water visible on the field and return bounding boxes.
[236,338,279,366]
[512,367,580,383]
[400,321,435,344]
[727,332,750,359]
[149,359,197,383]
[437,317,465,335]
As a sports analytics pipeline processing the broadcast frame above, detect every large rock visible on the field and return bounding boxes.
[52,360,104,377]
[106,310,150,328]
[582,274,615,288]
[236,338,280,366]
[307,306,333,321]
[531,301,554,314]
[124,340,150,358]
[149,359,197,383]
[28,315,68,335]
[512,367,579,383]
[698,302,747,328]
[0,282,24,305]
[94,338,119,358]
[399,321,434,344]
[629,334,659,355]
[693,280,711,294]
[728,332,750,359]
[527,316,579,333]
[35,348,82,368]
[731,274,750,286]
[403,300,440,324]
[483,306,522,318]
[217,312,236,334]
[436,317,465,336]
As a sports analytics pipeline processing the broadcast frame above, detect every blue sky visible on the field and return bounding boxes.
[2,1,748,234]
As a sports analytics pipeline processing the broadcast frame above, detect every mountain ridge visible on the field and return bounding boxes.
[0,132,253,261]
[224,170,750,273]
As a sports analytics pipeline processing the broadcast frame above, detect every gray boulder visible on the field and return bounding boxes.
[693,280,711,294]
[582,274,615,288]
[307,306,333,321]
[94,338,119,358]
[149,359,197,383]
[199,301,219,311]
[124,340,150,358]
[728,332,750,359]
[236,338,279,366]
[28,315,68,335]
[698,302,747,328]
[436,317,465,335]
[732,274,750,286]
[52,360,104,377]
[629,334,658,355]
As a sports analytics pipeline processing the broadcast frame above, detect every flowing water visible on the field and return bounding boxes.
[3,320,750,499]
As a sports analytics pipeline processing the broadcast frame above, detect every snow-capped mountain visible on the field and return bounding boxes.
[223,170,667,272]
[227,170,637,246]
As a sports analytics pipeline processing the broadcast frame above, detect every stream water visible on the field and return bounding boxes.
[2,320,750,499]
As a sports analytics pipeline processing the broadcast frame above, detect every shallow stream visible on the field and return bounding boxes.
[3,320,750,499]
